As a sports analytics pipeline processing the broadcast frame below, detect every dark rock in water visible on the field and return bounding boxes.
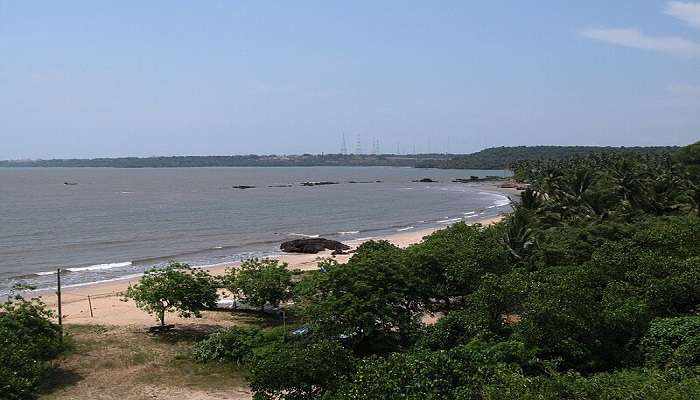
[269,184,293,188]
[281,238,351,254]
[300,181,340,186]
[232,185,256,189]
[452,177,479,183]
[412,178,438,183]
[64,182,78,186]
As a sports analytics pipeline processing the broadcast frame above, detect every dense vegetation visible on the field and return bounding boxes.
[1,289,65,399]
[1,145,677,170]
[418,145,678,169]
[191,141,699,399]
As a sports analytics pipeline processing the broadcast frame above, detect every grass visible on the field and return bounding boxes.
[39,321,254,400]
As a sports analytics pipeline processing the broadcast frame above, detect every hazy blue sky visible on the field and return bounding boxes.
[1,1,699,159]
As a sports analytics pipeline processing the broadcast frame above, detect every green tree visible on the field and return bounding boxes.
[123,262,218,327]
[248,339,355,400]
[295,241,422,353]
[226,258,293,310]
[0,293,64,400]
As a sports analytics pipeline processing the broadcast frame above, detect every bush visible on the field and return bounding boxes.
[193,326,264,364]
[248,339,355,400]
[641,316,700,367]
[0,296,64,399]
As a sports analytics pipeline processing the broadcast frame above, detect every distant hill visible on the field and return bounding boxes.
[416,145,678,169]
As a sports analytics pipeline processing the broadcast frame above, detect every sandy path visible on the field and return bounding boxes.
[34,215,503,327]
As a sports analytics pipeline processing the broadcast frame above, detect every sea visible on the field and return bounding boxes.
[0,167,512,296]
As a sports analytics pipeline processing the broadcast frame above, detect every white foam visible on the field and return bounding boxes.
[463,211,476,215]
[353,237,375,241]
[396,226,414,232]
[66,261,132,272]
[436,218,462,224]
[36,270,58,276]
[289,233,320,238]
[339,231,360,235]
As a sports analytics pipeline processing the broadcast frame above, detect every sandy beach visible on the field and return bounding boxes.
[35,215,504,327]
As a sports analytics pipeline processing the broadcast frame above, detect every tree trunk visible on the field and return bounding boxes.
[159,311,165,327]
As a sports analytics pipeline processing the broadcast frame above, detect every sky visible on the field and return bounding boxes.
[1,1,699,159]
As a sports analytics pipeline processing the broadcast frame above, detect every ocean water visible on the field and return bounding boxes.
[0,167,512,295]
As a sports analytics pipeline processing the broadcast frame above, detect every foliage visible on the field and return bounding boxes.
[294,241,423,354]
[641,316,700,367]
[0,295,64,399]
[248,339,355,400]
[192,326,264,364]
[225,258,293,310]
[403,222,509,311]
[123,262,218,327]
[419,145,676,170]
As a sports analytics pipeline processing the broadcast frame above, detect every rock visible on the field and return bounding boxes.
[281,238,351,254]
[300,181,340,186]
[452,177,480,183]
[232,185,256,189]
[412,178,438,183]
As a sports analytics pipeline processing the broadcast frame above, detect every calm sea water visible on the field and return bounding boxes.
[0,167,511,295]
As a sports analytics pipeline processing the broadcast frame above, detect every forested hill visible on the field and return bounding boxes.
[417,145,678,169]
[1,146,678,169]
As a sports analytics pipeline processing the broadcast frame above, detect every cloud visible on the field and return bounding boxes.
[666,1,700,28]
[579,27,700,57]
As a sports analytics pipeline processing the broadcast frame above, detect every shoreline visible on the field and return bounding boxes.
[35,214,505,327]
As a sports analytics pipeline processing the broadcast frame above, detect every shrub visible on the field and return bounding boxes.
[0,296,64,399]
[641,316,700,367]
[193,326,264,364]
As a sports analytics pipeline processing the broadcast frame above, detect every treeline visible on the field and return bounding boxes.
[183,142,698,399]
[0,154,447,168]
[1,145,680,170]
[418,145,678,169]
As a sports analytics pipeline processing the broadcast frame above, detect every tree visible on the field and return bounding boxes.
[123,262,218,327]
[248,339,355,400]
[225,258,293,310]
[295,241,423,353]
[0,290,64,400]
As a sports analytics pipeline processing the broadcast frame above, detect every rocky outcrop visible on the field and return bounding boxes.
[412,178,438,183]
[300,181,340,186]
[280,238,351,254]
[232,185,256,189]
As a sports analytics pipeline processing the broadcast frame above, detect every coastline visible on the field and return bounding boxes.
[36,214,505,327]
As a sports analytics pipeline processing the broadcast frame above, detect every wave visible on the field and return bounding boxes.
[289,233,320,238]
[353,237,375,241]
[396,226,414,232]
[463,211,476,215]
[66,261,132,272]
[436,217,463,224]
[338,231,360,235]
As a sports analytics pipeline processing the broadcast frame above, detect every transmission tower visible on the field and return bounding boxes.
[355,134,362,155]
[340,133,348,155]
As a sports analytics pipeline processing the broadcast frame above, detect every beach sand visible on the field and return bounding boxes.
[34,215,504,327]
